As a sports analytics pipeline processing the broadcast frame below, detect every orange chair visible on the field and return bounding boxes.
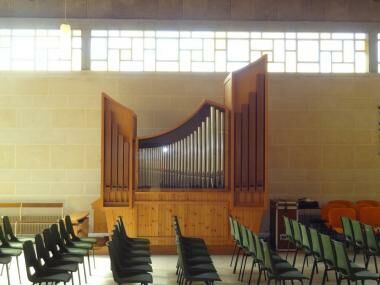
[356,200,379,207]
[328,207,356,233]
[321,200,354,221]
[359,207,380,228]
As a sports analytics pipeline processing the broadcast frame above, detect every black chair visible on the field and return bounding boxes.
[35,234,81,285]
[117,216,150,245]
[23,240,72,285]
[0,253,11,285]
[2,216,30,248]
[43,228,88,283]
[0,225,22,283]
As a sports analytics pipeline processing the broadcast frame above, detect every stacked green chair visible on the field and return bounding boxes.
[23,240,72,285]
[351,219,367,263]
[43,228,88,283]
[363,223,380,273]
[35,234,80,285]
[0,252,11,285]
[173,216,220,285]
[262,241,308,285]
[291,219,303,266]
[333,239,380,285]
[232,217,244,274]
[245,229,260,284]
[2,216,32,247]
[237,223,251,281]
[228,216,238,267]
[309,227,324,285]
[0,225,22,283]
[284,216,295,261]
[59,219,92,275]
[341,216,355,250]
[65,215,96,268]
[299,223,313,273]
[253,232,297,285]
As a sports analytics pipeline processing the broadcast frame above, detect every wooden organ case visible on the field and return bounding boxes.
[93,56,268,249]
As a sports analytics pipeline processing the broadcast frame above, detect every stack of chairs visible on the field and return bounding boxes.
[229,215,308,285]
[283,216,380,285]
[107,216,153,285]
[173,216,221,285]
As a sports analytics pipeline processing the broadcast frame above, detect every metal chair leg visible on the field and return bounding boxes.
[233,248,241,274]
[230,243,237,267]
[16,256,21,283]
[5,264,10,285]
[292,248,298,267]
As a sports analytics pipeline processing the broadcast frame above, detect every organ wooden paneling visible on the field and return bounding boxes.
[93,56,268,249]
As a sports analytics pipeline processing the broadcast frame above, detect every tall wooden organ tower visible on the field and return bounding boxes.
[93,56,268,248]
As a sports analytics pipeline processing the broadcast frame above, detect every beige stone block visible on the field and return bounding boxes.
[51,145,85,169]
[0,95,35,108]
[0,183,15,195]
[67,95,101,109]
[321,182,355,195]
[16,145,50,169]
[0,170,31,182]
[51,183,84,195]
[354,145,380,169]
[0,145,15,168]
[17,109,51,128]
[353,111,377,130]
[0,76,48,95]
[15,183,51,195]
[33,95,68,109]
[66,170,99,182]
[85,110,101,128]
[288,146,322,169]
[322,145,355,169]
[0,110,17,127]
[85,145,100,169]
[63,129,100,144]
[287,182,322,197]
[84,183,100,194]
[269,146,289,169]
[52,110,86,128]
[30,170,66,182]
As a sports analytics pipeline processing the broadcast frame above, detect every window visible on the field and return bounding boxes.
[90,30,368,73]
[0,29,81,71]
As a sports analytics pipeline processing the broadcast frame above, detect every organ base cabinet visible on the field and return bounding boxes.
[93,56,269,248]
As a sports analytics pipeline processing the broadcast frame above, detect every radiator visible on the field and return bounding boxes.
[8,215,61,236]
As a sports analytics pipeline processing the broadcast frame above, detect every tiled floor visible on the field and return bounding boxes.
[1,252,379,284]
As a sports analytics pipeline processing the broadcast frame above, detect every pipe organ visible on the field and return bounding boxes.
[138,104,225,189]
[94,56,268,248]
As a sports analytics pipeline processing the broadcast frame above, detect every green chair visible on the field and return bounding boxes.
[238,223,250,281]
[262,240,308,285]
[333,239,380,285]
[363,223,380,273]
[284,216,295,260]
[0,225,22,283]
[23,240,72,285]
[351,219,367,263]
[65,216,96,268]
[291,219,303,266]
[299,223,313,273]
[320,233,339,285]
[229,215,238,267]
[309,227,324,285]
[0,253,11,285]
[232,217,243,274]
[247,229,260,285]
[341,216,355,249]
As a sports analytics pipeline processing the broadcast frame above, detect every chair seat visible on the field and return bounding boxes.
[33,272,71,283]
[353,270,380,280]
[45,263,78,272]
[66,247,88,255]
[115,272,153,284]
[277,270,308,280]
[0,256,11,264]
[8,242,23,249]
[187,263,217,273]
[78,237,97,244]
[0,247,22,256]
[185,271,221,282]
[72,241,92,249]
[120,255,152,264]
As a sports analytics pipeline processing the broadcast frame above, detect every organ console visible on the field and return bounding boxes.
[93,56,268,249]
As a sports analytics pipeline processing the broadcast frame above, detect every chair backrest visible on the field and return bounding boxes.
[65,215,78,240]
[283,216,293,240]
[321,200,354,220]
[363,224,379,253]
[240,224,249,249]
[309,228,322,258]
[59,219,74,246]
[300,223,311,251]
[228,216,235,239]
[247,229,256,256]
[0,226,10,247]
[35,234,50,263]
[351,220,365,246]
[2,216,17,242]
[328,207,356,229]
[253,233,264,263]
[320,233,336,267]
[359,207,380,228]
[356,200,379,207]
[291,219,301,244]
[23,240,41,281]
[51,224,68,253]
[341,216,354,242]
[232,218,242,245]
[262,241,276,275]
[332,240,352,276]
